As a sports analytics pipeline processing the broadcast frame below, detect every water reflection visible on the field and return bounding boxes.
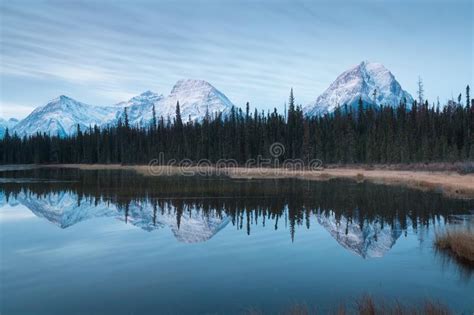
[1,191,230,243]
[317,213,403,258]
[1,168,473,257]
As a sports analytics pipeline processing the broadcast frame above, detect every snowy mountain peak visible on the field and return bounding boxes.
[58,94,72,101]
[12,96,118,137]
[171,79,214,94]
[116,80,235,125]
[141,90,157,96]
[162,79,235,121]
[129,90,163,103]
[44,95,81,110]
[305,61,414,116]
[359,60,381,69]
[113,91,164,127]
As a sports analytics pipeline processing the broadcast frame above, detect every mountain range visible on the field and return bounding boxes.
[1,62,414,138]
[8,79,235,138]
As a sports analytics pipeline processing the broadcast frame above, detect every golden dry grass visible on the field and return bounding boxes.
[435,229,474,265]
[355,296,451,315]
[243,296,452,315]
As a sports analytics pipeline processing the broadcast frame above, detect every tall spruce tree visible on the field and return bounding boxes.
[466,85,470,108]
[152,104,157,130]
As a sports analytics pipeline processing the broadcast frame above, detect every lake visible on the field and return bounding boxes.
[1,168,473,314]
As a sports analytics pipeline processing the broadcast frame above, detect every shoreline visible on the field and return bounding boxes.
[2,163,474,199]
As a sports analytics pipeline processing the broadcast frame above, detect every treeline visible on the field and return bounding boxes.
[1,88,473,165]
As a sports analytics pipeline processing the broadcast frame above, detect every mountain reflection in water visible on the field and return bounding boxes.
[1,168,473,258]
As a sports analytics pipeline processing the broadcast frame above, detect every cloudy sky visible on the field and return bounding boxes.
[1,0,472,119]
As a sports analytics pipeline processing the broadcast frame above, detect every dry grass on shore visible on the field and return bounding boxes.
[435,229,474,266]
[353,296,451,315]
[245,296,451,315]
[324,161,474,174]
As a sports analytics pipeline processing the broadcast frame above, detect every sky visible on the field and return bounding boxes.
[0,0,472,119]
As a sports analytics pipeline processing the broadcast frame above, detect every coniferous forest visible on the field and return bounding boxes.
[1,88,473,165]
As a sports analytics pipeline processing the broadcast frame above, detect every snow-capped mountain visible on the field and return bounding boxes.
[160,79,234,121]
[113,80,234,126]
[11,96,118,137]
[317,212,402,258]
[305,61,414,116]
[9,79,235,137]
[0,117,18,138]
[113,90,164,127]
[7,191,229,243]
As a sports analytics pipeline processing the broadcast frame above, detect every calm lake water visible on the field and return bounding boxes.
[1,168,473,314]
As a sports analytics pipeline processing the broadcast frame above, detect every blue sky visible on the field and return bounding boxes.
[1,0,472,119]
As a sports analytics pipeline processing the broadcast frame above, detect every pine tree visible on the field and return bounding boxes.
[289,88,295,111]
[124,108,129,129]
[467,85,470,108]
[152,104,157,130]
[287,88,296,158]
[174,101,185,158]
[245,102,250,121]
[175,101,183,128]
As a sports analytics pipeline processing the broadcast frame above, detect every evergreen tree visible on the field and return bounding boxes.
[152,104,157,130]
[124,108,129,129]
[175,101,183,128]
[466,85,470,108]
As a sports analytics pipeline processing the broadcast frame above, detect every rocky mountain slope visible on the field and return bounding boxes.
[305,61,414,116]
